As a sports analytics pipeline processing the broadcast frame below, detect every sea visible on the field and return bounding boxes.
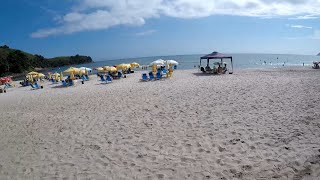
[48,53,318,73]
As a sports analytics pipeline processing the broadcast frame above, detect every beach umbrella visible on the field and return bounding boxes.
[79,67,92,71]
[60,72,63,81]
[150,59,165,66]
[104,66,117,72]
[63,67,81,75]
[79,70,83,77]
[0,77,7,84]
[130,62,140,68]
[52,72,60,77]
[116,63,131,70]
[152,64,157,73]
[70,72,75,80]
[165,60,179,65]
[95,67,104,71]
[27,71,39,76]
[37,73,45,79]
[0,76,12,84]
[52,72,60,81]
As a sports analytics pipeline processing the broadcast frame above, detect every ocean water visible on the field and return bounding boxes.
[48,53,318,73]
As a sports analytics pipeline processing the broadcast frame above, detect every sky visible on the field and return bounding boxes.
[1,0,320,60]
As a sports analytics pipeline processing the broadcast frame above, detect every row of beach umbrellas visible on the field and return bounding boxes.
[95,62,140,73]
[149,59,179,66]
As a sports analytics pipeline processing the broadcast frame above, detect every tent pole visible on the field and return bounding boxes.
[231,57,233,74]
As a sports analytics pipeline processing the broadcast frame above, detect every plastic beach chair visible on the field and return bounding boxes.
[141,73,149,81]
[162,69,167,76]
[81,75,89,81]
[106,75,113,83]
[149,72,155,80]
[30,83,40,90]
[118,72,122,79]
[156,72,162,80]
[69,79,74,86]
[100,75,106,82]
[61,80,67,87]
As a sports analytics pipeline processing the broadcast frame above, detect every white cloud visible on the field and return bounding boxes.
[31,0,320,38]
[289,15,319,20]
[135,30,157,36]
[288,24,313,29]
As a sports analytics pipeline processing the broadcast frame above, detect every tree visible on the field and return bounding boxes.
[6,50,30,73]
[0,45,9,49]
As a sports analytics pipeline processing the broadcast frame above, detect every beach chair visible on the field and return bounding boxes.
[162,69,167,76]
[149,72,155,80]
[81,75,88,81]
[69,79,74,86]
[174,65,177,70]
[30,83,40,90]
[100,75,107,82]
[85,74,89,80]
[117,72,122,79]
[106,75,113,83]
[4,83,12,89]
[141,73,149,81]
[62,80,67,87]
[156,72,162,80]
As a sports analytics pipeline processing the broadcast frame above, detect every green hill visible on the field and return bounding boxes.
[0,45,93,76]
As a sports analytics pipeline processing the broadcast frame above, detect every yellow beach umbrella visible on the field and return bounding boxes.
[79,70,85,77]
[28,71,39,76]
[37,73,45,78]
[104,66,117,72]
[117,64,131,70]
[53,73,60,81]
[63,67,81,75]
[152,64,157,73]
[95,67,104,72]
[70,72,75,80]
[130,62,140,68]
[52,72,60,77]
[28,75,34,82]
[60,72,63,81]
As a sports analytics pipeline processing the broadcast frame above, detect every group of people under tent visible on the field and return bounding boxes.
[204,62,228,74]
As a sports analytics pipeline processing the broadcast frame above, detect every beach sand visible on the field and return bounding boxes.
[0,68,319,179]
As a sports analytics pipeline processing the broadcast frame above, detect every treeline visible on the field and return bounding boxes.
[0,45,93,76]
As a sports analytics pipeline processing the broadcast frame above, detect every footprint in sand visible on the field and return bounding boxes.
[242,165,253,171]
[218,146,226,152]
[157,174,165,179]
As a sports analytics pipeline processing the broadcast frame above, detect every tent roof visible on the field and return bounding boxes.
[200,51,232,59]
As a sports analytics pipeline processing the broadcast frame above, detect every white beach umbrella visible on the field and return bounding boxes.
[79,67,92,71]
[165,60,179,65]
[150,59,165,66]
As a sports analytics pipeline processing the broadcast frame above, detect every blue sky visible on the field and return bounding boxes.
[1,0,320,60]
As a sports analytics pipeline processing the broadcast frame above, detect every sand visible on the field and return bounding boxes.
[0,68,319,179]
